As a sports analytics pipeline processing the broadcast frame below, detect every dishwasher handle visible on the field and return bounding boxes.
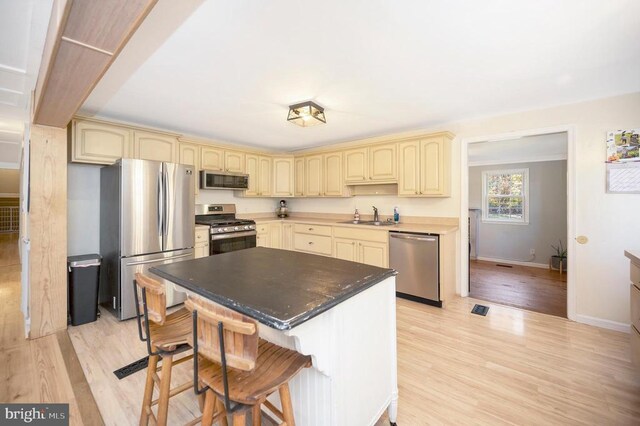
[390,233,437,242]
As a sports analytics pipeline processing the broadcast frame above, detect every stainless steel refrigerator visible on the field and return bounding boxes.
[100,159,195,320]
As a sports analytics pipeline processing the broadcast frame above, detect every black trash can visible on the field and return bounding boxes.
[67,254,102,326]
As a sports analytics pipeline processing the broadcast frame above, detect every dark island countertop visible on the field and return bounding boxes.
[150,247,396,330]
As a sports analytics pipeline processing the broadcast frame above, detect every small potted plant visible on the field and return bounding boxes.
[550,240,567,272]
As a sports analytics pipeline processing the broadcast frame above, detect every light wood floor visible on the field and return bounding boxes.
[470,259,568,317]
[0,233,102,426]
[2,234,639,425]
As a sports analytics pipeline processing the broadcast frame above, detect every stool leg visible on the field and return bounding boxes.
[201,390,216,426]
[232,412,246,426]
[252,404,261,426]
[139,352,159,426]
[156,354,174,426]
[217,398,229,426]
[279,383,295,426]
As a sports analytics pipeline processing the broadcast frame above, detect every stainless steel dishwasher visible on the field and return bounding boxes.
[389,231,441,307]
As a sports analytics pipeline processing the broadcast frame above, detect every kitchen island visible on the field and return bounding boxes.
[150,247,399,426]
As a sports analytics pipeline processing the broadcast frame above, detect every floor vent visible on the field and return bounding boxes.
[114,356,149,380]
[496,263,513,268]
[471,304,489,316]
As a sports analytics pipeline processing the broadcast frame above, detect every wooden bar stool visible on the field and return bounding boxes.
[134,273,194,426]
[184,295,312,426]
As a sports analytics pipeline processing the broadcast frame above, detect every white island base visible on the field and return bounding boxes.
[259,276,398,426]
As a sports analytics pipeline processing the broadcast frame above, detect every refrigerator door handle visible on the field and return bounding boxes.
[157,169,164,238]
[163,164,169,240]
[125,253,193,267]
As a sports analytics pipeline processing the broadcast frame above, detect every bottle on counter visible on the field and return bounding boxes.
[393,207,400,224]
[354,208,360,222]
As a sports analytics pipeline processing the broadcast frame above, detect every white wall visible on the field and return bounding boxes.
[68,164,101,256]
[469,160,567,264]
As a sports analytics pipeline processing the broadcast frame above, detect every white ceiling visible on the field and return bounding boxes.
[80,0,639,150]
[468,132,567,166]
[0,0,52,167]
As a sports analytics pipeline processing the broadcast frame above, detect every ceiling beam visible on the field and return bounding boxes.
[32,0,158,128]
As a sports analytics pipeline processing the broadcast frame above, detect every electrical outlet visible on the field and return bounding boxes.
[530,248,535,255]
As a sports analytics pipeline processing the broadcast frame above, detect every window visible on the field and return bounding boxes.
[482,168,529,224]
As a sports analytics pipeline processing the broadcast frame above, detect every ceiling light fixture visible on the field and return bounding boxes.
[287,101,326,127]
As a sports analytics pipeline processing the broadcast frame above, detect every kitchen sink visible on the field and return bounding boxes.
[337,220,396,226]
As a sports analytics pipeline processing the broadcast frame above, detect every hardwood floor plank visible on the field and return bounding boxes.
[470,259,567,317]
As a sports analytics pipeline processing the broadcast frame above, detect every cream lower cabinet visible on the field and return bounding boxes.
[293,223,332,256]
[256,223,269,247]
[245,154,272,197]
[70,119,132,165]
[398,133,452,197]
[269,223,282,248]
[257,222,284,248]
[272,157,294,197]
[333,227,388,267]
[195,227,209,258]
[282,223,294,250]
[134,131,178,163]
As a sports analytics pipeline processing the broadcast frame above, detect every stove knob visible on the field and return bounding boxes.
[223,227,229,232]
[218,228,224,233]
[249,225,255,230]
[234,226,239,231]
[244,225,250,230]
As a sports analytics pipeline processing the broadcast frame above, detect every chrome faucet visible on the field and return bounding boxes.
[372,206,379,223]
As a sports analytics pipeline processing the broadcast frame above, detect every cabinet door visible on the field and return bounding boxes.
[269,223,282,248]
[134,131,177,162]
[323,152,344,196]
[72,120,132,164]
[294,157,305,196]
[273,157,294,197]
[259,156,272,196]
[369,143,397,181]
[282,223,294,250]
[225,150,245,173]
[420,137,447,196]
[398,141,420,196]
[344,148,368,182]
[256,232,269,248]
[334,237,357,262]
[358,241,388,268]
[194,243,209,258]
[201,146,224,171]
[305,155,323,196]
[245,154,259,196]
[178,143,200,195]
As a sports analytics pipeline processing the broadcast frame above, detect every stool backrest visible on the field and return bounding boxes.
[185,296,259,372]
[134,273,167,325]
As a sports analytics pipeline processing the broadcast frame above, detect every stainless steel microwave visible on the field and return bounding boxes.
[200,170,249,190]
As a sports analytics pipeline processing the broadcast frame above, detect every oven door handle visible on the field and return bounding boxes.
[210,230,257,241]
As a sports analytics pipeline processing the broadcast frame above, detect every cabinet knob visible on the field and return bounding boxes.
[369,177,372,180]
[308,241,314,245]
[415,191,418,194]
[308,227,313,231]
[362,177,365,180]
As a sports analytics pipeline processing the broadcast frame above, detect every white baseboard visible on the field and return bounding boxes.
[475,256,549,269]
[574,314,630,333]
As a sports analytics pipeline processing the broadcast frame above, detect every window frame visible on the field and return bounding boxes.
[481,168,529,225]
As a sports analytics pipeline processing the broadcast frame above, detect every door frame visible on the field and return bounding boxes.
[459,125,576,321]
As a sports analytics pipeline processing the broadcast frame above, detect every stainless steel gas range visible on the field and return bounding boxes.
[195,204,257,255]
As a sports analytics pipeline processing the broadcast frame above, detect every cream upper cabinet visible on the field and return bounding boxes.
[134,131,178,163]
[224,150,245,173]
[201,146,224,171]
[420,137,448,196]
[369,143,397,181]
[259,156,272,196]
[245,154,272,197]
[305,155,323,197]
[273,157,294,197]
[245,154,260,196]
[323,152,345,197]
[344,144,396,183]
[344,148,368,182]
[294,157,305,196]
[70,119,132,165]
[398,140,420,196]
[398,134,452,197]
[178,142,200,195]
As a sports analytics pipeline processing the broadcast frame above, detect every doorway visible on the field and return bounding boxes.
[460,127,575,319]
